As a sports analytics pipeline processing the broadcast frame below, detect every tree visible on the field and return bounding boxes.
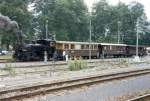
[123,1,145,45]
[34,0,89,41]
[0,0,32,50]
[92,0,112,42]
[92,1,148,45]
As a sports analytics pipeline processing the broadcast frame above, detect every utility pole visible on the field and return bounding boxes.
[117,21,121,44]
[134,18,140,62]
[44,20,48,63]
[89,14,92,60]
[136,18,139,57]
[88,0,97,60]
[45,20,48,39]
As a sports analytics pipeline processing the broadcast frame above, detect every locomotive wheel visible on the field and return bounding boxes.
[26,55,31,61]
[21,55,31,61]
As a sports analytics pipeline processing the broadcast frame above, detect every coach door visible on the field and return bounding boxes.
[98,45,102,58]
[126,46,130,56]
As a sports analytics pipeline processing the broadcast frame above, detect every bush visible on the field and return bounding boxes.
[3,64,16,76]
[68,58,88,71]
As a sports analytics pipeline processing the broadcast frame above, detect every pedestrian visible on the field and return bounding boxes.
[63,50,66,60]
[65,49,68,62]
[53,51,58,61]
[44,51,48,63]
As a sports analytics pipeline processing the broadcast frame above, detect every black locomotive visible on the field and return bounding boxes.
[13,39,56,61]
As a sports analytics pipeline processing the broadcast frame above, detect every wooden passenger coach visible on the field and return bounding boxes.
[56,41,99,59]
[98,43,127,58]
[55,41,146,59]
[126,45,147,56]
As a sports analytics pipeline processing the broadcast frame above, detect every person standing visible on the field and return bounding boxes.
[44,51,48,63]
[63,50,66,60]
[65,49,68,62]
[53,51,58,61]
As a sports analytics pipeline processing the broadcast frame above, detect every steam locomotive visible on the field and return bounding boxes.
[13,39,147,61]
[13,39,56,61]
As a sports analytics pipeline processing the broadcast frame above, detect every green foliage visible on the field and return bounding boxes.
[92,0,149,45]
[68,58,88,71]
[0,0,32,32]
[34,0,89,41]
[3,64,16,76]
[0,0,33,50]
[0,0,150,47]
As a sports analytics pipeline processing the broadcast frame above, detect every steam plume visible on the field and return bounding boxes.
[0,13,19,32]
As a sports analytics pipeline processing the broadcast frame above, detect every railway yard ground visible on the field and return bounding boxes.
[0,56,150,101]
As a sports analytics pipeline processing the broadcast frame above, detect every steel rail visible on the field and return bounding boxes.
[0,69,150,101]
[127,94,150,101]
[0,59,11,63]
[0,58,132,78]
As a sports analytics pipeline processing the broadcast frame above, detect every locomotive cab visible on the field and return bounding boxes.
[36,39,56,57]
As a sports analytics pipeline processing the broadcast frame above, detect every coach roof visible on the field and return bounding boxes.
[56,41,127,46]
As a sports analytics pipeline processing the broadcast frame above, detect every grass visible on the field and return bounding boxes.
[2,64,16,76]
[0,54,12,60]
[114,58,129,68]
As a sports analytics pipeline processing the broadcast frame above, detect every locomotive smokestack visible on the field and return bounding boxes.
[16,30,23,44]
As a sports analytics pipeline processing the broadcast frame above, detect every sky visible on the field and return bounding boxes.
[84,0,150,20]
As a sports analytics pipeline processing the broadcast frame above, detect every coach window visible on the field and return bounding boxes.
[110,46,112,50]
[71,44,74,49]
[84,45,86,49]
[90,45,93,49]
[86,45,89,49]
[56,43,62,49]
[94,45,97,49]
[107,46,109,50]
[64,44,69,49]
[92,45,94,49]
[113,46,116,50]
[81,45,84,49]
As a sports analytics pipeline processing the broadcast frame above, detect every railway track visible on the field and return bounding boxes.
[0,67,68,78]
[0,68,150,101]
[128,94,150,101]
[0,63,97,78]
[0,58,132,78]
[0,58,130,68]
